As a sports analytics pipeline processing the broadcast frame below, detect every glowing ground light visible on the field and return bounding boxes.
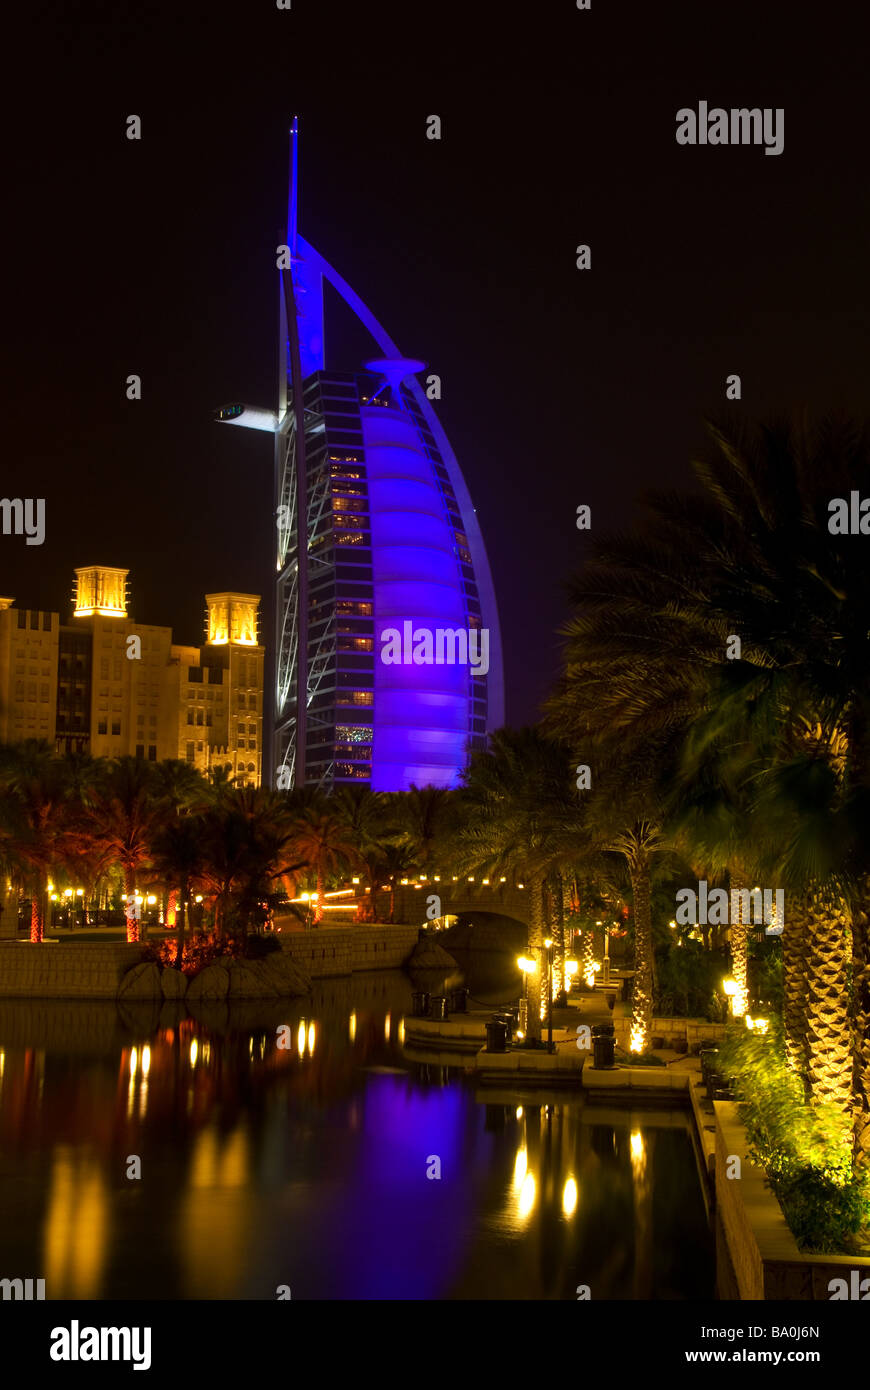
[189,1039,198,1068]
[562,1177,578,1217]
[129,1047,138,1077]
[384,1013,391,1041]
[141,1046,151,1077]
[349,1012,357,1041]
[398,1018,405,1044]
[297,1021,306,1055]
[630,1131,644,1160]
[307,1022,315,1054]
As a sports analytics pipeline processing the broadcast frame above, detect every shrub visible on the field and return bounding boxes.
[718,1022,870,1252]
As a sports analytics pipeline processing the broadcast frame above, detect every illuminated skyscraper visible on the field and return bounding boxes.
[217,121,503,792]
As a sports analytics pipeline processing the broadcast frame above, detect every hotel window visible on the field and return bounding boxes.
[30,611,39,629]
[135,744,144,759]
[112,721,121,735]
[148,745,157,761]
[149,715,156,725]
[98,720,107,734]
[17,610,26,628]
[187,712,194,724]
[185,742,195,763]
[206,713,212,727]
[196,710,203,726]
[113,660,122,679]
[100,658,109,678]
[137,714,145,724]
[40,684,49,699]
[42,612,51,631]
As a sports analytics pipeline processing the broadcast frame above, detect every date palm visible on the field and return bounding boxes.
[0,741,74,942]
[457,728,584,1041]
[87,757,160,942]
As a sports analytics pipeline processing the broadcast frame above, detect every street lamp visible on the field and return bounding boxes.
[516,954,537,1041]
[544,937,554,1054]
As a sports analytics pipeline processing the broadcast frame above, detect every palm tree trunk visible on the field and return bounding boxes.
[804,884,852,1125]
[527,870,546,1043]
[315,868,324,924]
[30,877,46,943]
[175,876,188,969]
[728,872,749,1017]
[629,854,653,1052]
[782,895,809,1081]
[851,886,870,1180]
[124,866,138,943]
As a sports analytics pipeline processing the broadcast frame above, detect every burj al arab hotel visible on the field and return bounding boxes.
[217,121,503,792]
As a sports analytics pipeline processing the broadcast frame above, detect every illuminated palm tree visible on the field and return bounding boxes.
[0,741,73,942]
[457,728,583,1042]
[288,800,360,923]
[87,758,159,943]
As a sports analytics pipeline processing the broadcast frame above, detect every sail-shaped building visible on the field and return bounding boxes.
[217,122,503,792]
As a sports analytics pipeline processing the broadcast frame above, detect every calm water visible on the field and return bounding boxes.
[0,971,714,1300]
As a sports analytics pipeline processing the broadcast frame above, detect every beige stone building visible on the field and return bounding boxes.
[0,567,264,787]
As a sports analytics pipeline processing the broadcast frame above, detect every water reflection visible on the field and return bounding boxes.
[0,975,713,1300]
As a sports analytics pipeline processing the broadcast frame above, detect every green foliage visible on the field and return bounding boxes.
[653,942,727,1020]
[719,1022,870,1252]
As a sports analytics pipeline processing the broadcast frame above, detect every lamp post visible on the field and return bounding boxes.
[545,937,554,1054]
[516,954,537,1044]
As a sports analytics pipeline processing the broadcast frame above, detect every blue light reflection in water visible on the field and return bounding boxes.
[0,977,713,1300]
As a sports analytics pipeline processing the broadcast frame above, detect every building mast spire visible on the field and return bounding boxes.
[281,116,308,786]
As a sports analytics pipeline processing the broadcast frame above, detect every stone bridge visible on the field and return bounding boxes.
[382,879,531,929]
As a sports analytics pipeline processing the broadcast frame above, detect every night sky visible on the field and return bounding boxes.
[5,1,869,729]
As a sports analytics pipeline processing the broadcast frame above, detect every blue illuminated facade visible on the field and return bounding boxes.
[218,122,503,791]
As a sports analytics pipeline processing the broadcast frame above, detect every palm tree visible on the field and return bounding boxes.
[331,785,391,920]
[457,728,583,1042]
[0,742,73,942]
[388,785,458,874]
[87,758,159,943]
[197,787,303,937]
[548,413,870,1171]
[288,801,360,923]
[150,815,204,967]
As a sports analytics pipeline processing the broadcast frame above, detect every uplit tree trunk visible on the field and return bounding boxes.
[30,877,47,944]
[804,884,852,1125]
[526,870,546,1043]
[629,853,653,1052]
[782,895,809,1082]
[851,885,870,1181]
[124,866,139,943]
[175,876,188,969]
[728,871,749,1017]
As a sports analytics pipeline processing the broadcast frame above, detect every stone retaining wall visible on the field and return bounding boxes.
[613,1015,727,1052]
[0,942,143,998]
[278,925,420,978]
[0,926,421,999]
[714,1101,870,1299]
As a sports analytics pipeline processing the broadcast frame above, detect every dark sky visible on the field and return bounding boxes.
[5,1,869,728]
